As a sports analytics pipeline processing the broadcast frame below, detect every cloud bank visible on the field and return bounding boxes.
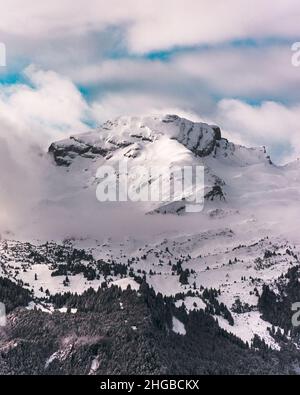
[0,0,299,53]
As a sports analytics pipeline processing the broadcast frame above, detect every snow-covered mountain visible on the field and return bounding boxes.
[44,113,300,222]
[1,114,300,365]
[46,114,279,215]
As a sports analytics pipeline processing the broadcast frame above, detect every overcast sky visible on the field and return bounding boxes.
[0,0,300,163]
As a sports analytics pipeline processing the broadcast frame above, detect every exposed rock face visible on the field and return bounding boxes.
[211,126,222,141]
[48,136,111,167]
[174,118,220,157]
[204,185,226,201]
[148,199,187,215]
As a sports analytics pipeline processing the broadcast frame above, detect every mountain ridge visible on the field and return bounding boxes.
[48,113,271,168]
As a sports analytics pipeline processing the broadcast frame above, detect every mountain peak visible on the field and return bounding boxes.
[49,113,224,167]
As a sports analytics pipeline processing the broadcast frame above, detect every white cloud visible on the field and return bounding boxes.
[126,0,300,53]
[65,45,300,104]
[0,66,91,234]
[213,99,300,163]
[176,46,300,99]
[0,65,90,147]
[0,0,299,53]
[91,92,203,124]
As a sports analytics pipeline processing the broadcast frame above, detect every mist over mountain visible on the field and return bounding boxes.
[1,113,299,241]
